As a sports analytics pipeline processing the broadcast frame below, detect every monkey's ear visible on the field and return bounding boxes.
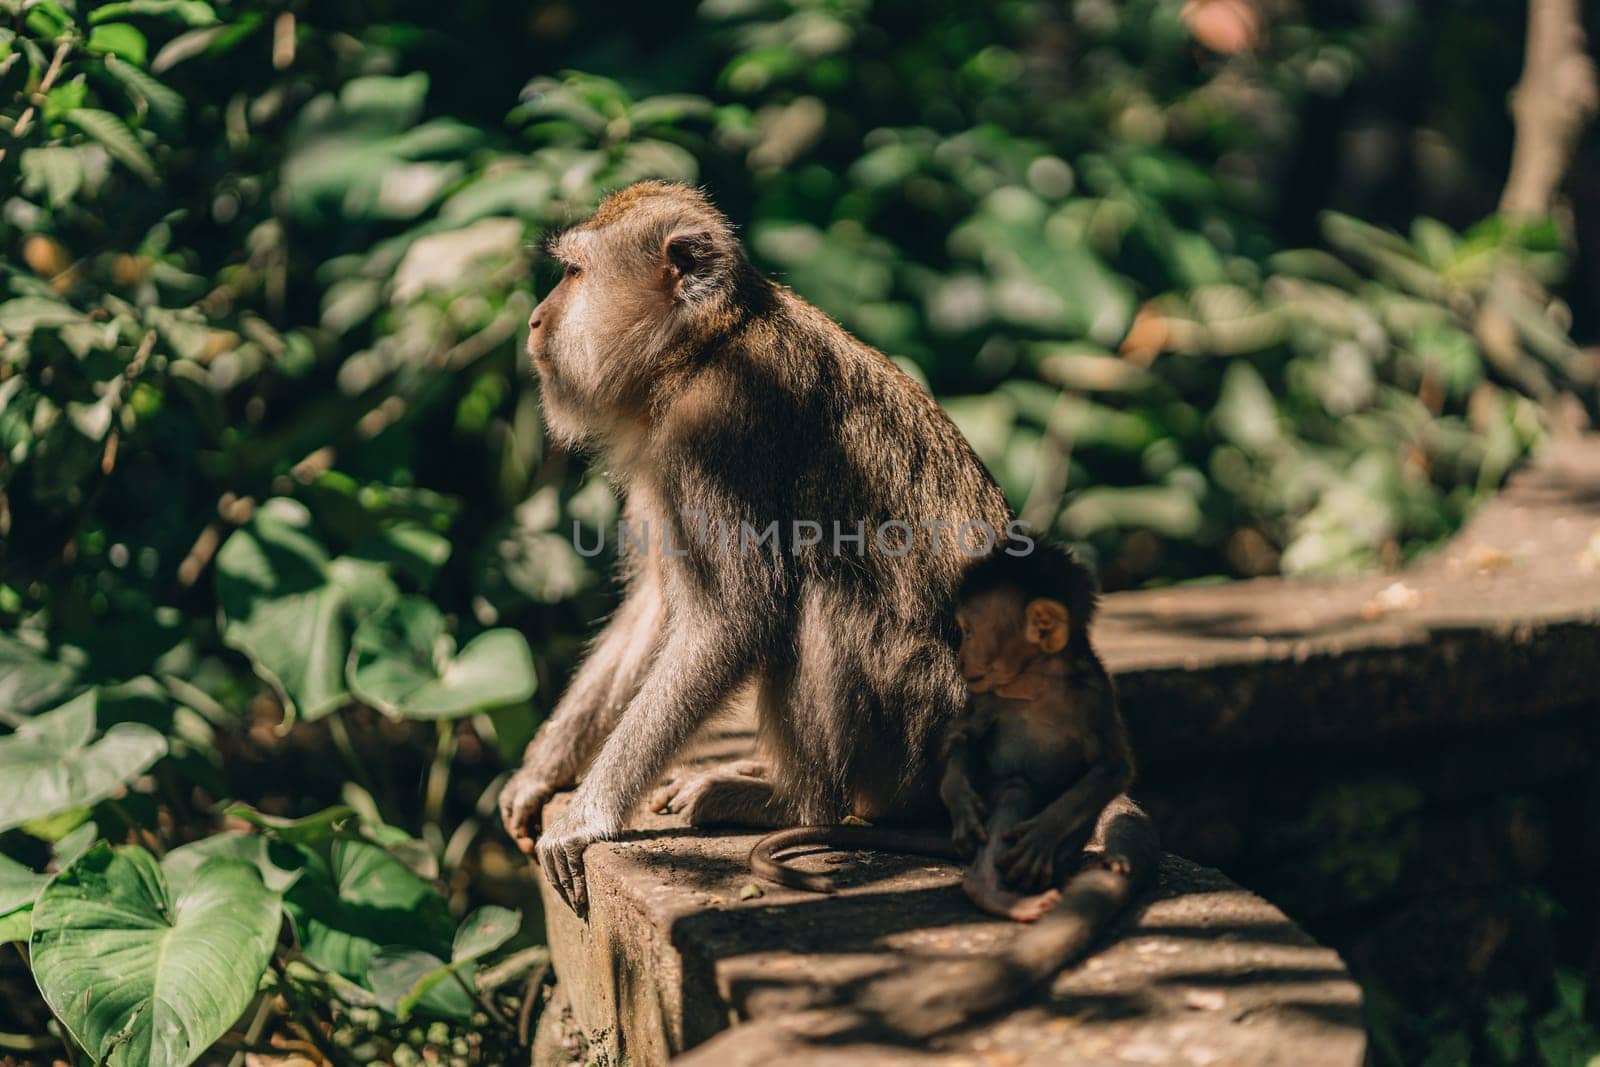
[1024,598,1070,653]
[663,230,720,298]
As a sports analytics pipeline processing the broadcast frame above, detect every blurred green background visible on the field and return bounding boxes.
[1,1,1597,1065]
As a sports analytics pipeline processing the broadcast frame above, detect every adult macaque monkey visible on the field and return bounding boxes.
[499,182,1013,914]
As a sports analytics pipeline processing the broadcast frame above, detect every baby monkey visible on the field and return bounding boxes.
[752,543,1154,920]
[750,542,1157,1035]
[941,542,1148,922]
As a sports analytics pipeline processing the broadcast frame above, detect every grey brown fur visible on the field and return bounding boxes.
[498,182,1011,913]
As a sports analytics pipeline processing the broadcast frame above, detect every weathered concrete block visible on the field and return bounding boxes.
[533,791,1364,1066]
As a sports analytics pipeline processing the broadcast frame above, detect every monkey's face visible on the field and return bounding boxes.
[526,184,740,449]
[955,589,1070,693]
[526,229,646,446]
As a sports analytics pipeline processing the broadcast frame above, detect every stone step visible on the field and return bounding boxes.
[534,787,1364,1065]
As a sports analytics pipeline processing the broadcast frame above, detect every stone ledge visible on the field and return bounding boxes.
[536,791,1365,1066]
[1099,435,1600,761]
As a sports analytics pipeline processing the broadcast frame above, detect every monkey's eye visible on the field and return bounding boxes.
[563,263,582,279]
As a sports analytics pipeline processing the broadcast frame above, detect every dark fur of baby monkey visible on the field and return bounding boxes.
[752,542,1159,1034]
[496,182,1018,915]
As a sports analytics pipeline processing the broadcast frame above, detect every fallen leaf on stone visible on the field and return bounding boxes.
[739,882,764,900]
[1360,581,1420,619]
[841,814,871,826]
[1580,530,1600,572]
[1183,988,1227,1011]
[1463,544,1514,573]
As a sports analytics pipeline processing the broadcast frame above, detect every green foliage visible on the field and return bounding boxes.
[30,844,280,1067]
[0,690,165,832]
[0,0,1592,1063]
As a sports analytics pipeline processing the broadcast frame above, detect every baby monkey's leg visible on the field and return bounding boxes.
[963,779,1061,923]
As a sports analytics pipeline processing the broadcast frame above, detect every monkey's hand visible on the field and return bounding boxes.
[535,807,604,918]
[996,816,1061,892]
[498,771,559,857]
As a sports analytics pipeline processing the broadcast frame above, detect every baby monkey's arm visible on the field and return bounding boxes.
[997,756,1132,891]
[939,700,997,858]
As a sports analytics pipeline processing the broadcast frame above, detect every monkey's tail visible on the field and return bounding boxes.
[945,801,1159,1029]
[855,800,1160,1039]
[750,825,962,894]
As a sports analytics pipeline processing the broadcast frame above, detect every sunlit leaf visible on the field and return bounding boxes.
[368,947,475,1021]
[86,23,148,66]
[89,0,218,26]
[284,837,452,983]
[31,846,280,1067]
[348,597,536,720]
[66,109,157,182]
[0,692,167,833]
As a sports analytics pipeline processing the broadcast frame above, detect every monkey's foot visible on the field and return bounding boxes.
[1007,888,1062,922]
[963,868,1060,923]
[649,760,785,827]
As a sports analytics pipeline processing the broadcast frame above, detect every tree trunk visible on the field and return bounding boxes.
[1499,0,1599,218]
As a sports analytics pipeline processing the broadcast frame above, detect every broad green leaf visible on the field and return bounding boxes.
[0,852,48,915]
[67,109,157,182]
[54,820,100,867]
[26,1,72,37]
[368,947,475,1021]
[453,905,520,963]
[90,0,218,25]
[31,846,281,1067]
[223,803,357,845]
[216,508,396,722]
[284,838,451,983]
[163,833,303,893]
[42,77,87,122]
[364,890,507,1017]
[86,23,148,66]
[358,820,438,881]
[0,632,75,722]
[0,908,30,943]
[0,692,167,833]
[19,146,85,206]
[104,56,185,128]
[24,807,92,843]
[0,296,87,337]
[348,597,536,720]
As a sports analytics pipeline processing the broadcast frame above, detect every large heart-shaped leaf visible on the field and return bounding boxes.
[284,837,452,982]
[0,633,76,723]
[0,852,49,916]
[0,692,167,832]
[31,845,281,1067]
[216,503,397,722]
[452,905,521,963]
[348,597,535,719]
[366,905,520,1021]
[0,908,30,943]
[368,948,476,1021]
[163,833,304,894]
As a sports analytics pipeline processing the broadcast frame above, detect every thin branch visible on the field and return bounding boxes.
[1,40,72,164]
